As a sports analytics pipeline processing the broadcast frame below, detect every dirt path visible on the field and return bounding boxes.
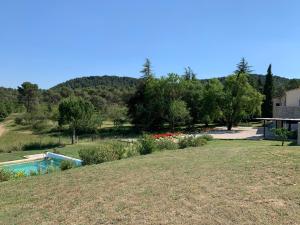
[0,123,6,137]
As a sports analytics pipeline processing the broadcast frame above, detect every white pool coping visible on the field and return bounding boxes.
[0,154,46,166]
[0,152,83,166]
[45,152,82,166]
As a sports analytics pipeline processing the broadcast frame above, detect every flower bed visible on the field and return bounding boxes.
[151,132,182,139]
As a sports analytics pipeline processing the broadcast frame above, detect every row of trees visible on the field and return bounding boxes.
[0,58,278,142]
[128,58,265,130]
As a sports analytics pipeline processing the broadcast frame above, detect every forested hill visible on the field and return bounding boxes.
[51,75,140,90]
[52,74,300,96]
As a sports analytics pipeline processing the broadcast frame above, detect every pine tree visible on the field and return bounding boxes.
[235,57,253,75]
[262,64,274,117]
[140,58,153,80]
[183,67,196,80]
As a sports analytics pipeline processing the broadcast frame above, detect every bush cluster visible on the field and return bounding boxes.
[60,160,76,171]
[0,168,13,182]
[138,135,158,155]
[178,136,208,149]
[156,138,178,150]
[79,142,138,165]
[201,134,214,141]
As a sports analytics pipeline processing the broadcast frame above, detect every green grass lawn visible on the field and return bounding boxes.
[1,140,300,224]
[0,115,124,162]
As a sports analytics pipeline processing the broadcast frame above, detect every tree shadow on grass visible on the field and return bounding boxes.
[288,141,298,146]
[23,142,64,151]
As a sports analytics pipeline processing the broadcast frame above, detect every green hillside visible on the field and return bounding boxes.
[51,75,140,90]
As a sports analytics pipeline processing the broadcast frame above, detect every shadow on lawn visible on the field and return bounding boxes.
[23,142,63,151]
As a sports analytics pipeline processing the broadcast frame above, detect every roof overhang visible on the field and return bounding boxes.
[256,118,300,121]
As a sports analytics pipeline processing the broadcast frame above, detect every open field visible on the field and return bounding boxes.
[1,140,300,225]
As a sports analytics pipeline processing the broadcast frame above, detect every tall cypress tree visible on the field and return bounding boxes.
[262,64,273,117]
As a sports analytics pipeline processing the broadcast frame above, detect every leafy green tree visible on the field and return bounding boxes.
[272,128,291,146]
[262,64,274,117]
[182,79,203,124]
[200,79,223,126]
[42,90,61,112]
[221,73,263,130]
[128,73,187,130]
[0,102,8,120]
[17,82,39,113]
[167,100,190,131]
[58,97,95,144]
[286,79,300,90]
[107,105,128,128]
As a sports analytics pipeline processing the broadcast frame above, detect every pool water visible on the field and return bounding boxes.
[2,158,64,175]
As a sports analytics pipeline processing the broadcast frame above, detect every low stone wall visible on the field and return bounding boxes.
[273,106,300,118]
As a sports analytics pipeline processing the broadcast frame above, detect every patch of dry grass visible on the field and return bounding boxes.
[0,140,300,224]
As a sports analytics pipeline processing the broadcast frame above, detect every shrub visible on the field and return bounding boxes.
[60,160,75,171]
[193,137,207,146]
[14,116,24,125]
[178,136,207,149]
[122,144,140,158]
[111,142,127,159]
[0,168,13,182]
[32,120,51,132]
[156,138,178,150]
[29,170,38,176]
[79,143,128,165]
[45,165,59,174]
[79,149,98,165]
[14,171,27,178]
[138,134,158,155]
[271,128,292,146]
[201,134,213,141]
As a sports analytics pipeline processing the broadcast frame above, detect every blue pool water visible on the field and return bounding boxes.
[2,158,64,175]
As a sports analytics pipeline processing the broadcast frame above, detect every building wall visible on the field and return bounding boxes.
[273,88,300,118]
[285,88,300,106]
[273,106,300,118]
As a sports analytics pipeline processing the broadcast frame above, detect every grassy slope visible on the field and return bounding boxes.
[1,140,300,225]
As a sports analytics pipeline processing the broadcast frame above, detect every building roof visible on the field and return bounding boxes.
[256,117,300,121]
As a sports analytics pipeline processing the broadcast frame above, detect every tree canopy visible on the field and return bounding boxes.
[58,97,95,144]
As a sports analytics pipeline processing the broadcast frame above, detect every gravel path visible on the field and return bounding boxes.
[205,126,264,140]
[0,123,5,137]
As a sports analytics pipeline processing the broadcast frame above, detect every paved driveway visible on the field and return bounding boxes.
[205,126,264,140]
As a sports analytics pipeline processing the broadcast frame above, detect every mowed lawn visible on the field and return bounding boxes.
[1,140,300,225]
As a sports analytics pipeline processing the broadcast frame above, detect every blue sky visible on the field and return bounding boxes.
[0,0,300,88]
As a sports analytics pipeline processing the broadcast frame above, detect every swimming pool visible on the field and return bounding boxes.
[2,158,64,175]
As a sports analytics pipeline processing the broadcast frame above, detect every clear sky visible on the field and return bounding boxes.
[0,0,300,88]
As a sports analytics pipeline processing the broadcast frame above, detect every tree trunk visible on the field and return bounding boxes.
[72,128,76,144]
[227,122,232,131]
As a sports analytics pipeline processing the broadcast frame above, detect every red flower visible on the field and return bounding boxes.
[152,132,182,139]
